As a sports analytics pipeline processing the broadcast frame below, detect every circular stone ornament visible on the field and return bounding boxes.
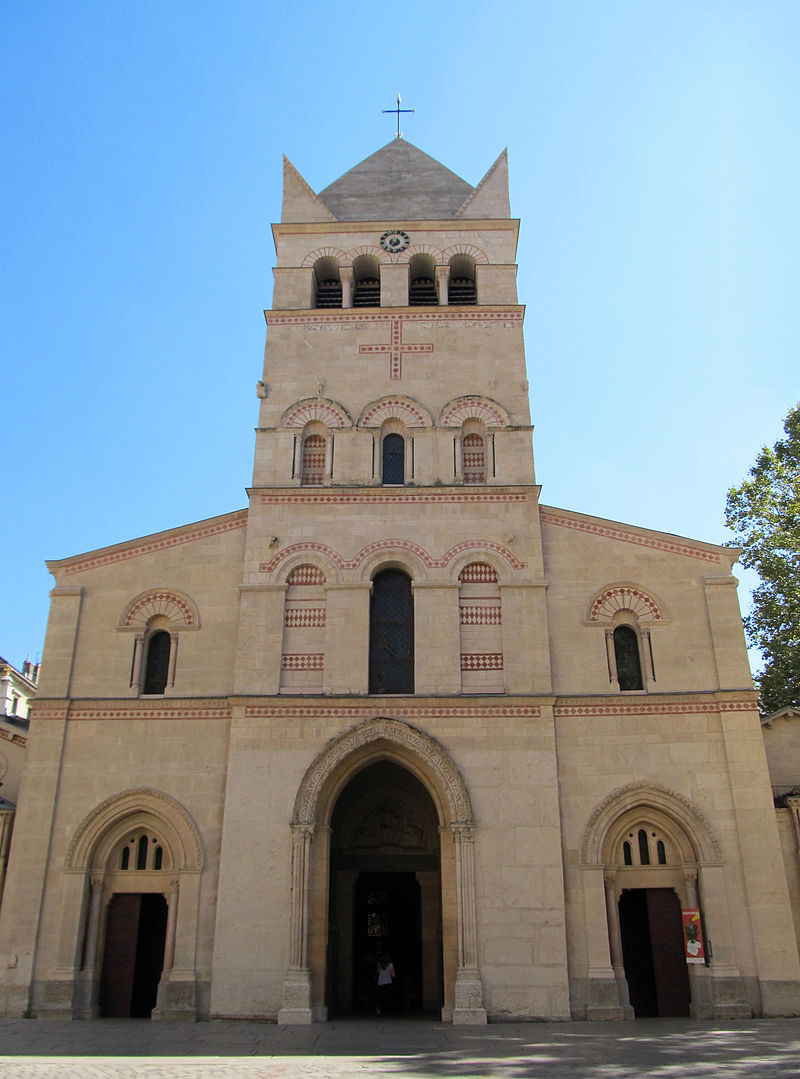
[380,230,410,253]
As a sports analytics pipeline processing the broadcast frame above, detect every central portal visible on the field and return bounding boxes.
[327,761,442,1016]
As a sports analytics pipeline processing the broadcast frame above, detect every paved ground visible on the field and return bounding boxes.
[1,1017,799,1078]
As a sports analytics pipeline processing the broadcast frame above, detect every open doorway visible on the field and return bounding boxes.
[327,761,442,1016]
[99,893,167,1017]
[618,888,690,1016]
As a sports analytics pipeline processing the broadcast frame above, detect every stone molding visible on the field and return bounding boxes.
[580,781,723,866]
[259,537,526,577]
[438,395,511,428]
[118,589,200,631]
[65,786,204,871]
[540,508,724,564]
[281,397,352,429]
[585,582,666,625]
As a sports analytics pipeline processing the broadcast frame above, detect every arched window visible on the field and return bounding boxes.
[118,831,167,871]
[313,256,342,308]
[408,253,437,306]
[618,826,670,866]
[143,630,171,695]
[301,433,325,486]
[449,254,477,305]
[614,625,643,691]
[462,430,486,484]
[382,433,405,485]
[353,255,381,307]
[369,569,414,694]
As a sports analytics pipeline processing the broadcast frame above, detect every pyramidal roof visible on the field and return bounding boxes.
[318,139,473,221]
[281,140,510,224]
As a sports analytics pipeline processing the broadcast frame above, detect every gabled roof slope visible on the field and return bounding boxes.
[318,140,475,221]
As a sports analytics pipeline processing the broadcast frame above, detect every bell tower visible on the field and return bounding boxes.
[235,139,551,702]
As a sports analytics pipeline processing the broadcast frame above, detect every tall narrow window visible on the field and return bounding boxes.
[369,570,414,694]
[382,434,405,484]
[614,625,643,691]
[462,432,486,484]
[143,630,171,695]
[408,253,437,306]
[449,254,477,305]
[301,433,325,486]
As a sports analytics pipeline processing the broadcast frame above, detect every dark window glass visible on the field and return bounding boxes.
[614,625,643,691]
[638,829,650,865]
[143,631,171,694]
[382,434,405,485]
[137,835,149,870]
[623,841,632,866]
[120,846,130,870]
[369,570,414,693]
[153,846,163,870]
[656,840,667,865]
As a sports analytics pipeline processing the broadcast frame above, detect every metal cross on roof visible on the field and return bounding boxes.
[382,93,415,139]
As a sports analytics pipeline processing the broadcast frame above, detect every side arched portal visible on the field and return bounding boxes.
[66,788,203,1021]
[278,717,486,1025]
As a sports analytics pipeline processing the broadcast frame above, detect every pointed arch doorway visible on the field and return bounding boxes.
[327,761,442,1016]
[278,717,487,1025]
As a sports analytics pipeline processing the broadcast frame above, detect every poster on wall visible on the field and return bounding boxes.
[682,908,705,964]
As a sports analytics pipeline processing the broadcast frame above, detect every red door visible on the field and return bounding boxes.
[619,888,691,1017]
[99,893,167,1018]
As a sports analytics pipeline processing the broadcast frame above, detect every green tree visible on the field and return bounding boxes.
[725,403,800,713]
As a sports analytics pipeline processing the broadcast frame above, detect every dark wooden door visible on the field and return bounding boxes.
[99,893,167,1018]
[619,888,691,1017]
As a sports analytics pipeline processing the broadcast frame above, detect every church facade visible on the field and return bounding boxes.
[1,140,799,1024]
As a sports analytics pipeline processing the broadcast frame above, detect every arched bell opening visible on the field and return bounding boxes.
[448,254,477,305]
[326,760,442,1017]
[313,257,342,309]
[352,255,381,307]
[408,253,438,306]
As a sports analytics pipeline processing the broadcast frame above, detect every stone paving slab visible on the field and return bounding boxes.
[0,1018,799,1077]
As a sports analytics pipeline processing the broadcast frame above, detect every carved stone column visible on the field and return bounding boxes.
[601,869,633,1017]
[451,823,487,1024]
[435,265,449,306]
[340,267,353,308]
[278,824,314,1024]
[76,874,104,1018]
[162,878,180,974]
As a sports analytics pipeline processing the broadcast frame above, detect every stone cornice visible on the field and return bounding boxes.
[264,306,524,326]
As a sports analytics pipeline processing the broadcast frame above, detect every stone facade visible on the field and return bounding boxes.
[0,139,799,1023]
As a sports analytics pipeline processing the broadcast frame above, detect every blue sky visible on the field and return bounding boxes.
[2,2,798,673]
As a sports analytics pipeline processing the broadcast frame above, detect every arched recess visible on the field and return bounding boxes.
[579,782,727,1021]
[281,398,352,429]
[585,583,666,693]
[359,396,432,429]
[65,788,203,1020]
[117,590,200,696]
[438,395,510,428]
[278,717,487,1026]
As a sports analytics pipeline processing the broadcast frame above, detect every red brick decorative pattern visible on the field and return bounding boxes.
[58,704,231,721]
[360,395,429,427]
[300,434,325,487]
[266,310,523,327]
[243,703,541,719]
[285,608,326,628]
[300,247,350,268]
[358,318,434,381]
[460,604,502,625]
[459,562,499,583]
[441,397,509,427]
[0,727,27,747]
[460,653,504,670]
[287,565,326,585]
[284,400,349,428]
[258,491,527,506]
[260,538,526,574]
[61,513,248,576]
[281,654,324,671]
[540,508,722,564]
[463,432,486,484]
[554,698,755,717]
[121,590,196,628]
[588,585,662,623]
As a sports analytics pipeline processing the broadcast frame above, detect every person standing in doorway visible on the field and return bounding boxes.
[376,954,395,1015]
